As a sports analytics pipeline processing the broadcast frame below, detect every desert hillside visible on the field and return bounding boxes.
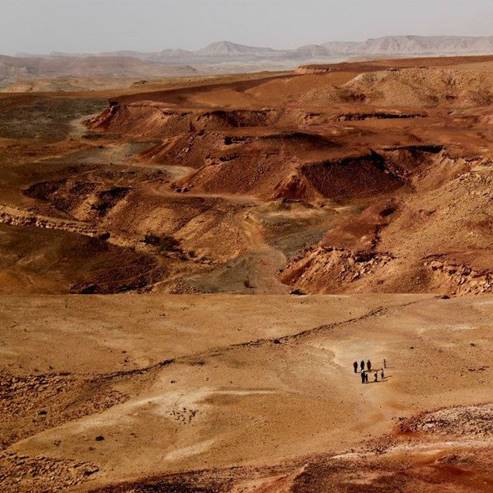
[3,55,492,295]
[1,294,492,491]
[2,55,493,492]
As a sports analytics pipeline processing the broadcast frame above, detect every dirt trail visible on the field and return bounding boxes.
[80,141,197,178]
[232,209,289,293]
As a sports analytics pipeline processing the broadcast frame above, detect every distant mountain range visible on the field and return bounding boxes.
[100,36,493,62]
[3,36,493,89]
[18,36,493,63]
[337,35,493,55]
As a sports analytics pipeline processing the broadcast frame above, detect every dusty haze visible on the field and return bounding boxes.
[1,0,493,54]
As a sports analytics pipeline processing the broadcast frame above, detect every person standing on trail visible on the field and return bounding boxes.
[381,369,385,380]
[360,360,365,372]
[353,361,359,373]
[367,360,372,372]
[374,372,378,383]
[364,372,369,384]
[361,371,366,384]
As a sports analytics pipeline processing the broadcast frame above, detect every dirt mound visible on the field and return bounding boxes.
[172,131,339,199]
[344,68,493,107]
[176,157,299,198]
[273,151,417,203]
[400,404,493,438]
[300,84,342,104]
[271,172,321,201]
[140,132,224,168]
[280,247,394,293]
[25,179,132,221]
[300,153,404,201]
[23,163,168,224]
[140,130,337,170]
[424,253,493,295]
[88,103,278,138]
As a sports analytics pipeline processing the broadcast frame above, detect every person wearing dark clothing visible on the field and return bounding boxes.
[367,360,372,372]
[381,369,385,380]
[364,372,369,384]
[353,361,359,373]
[360,360,365,372]
[384,359,387,369]
[374,372,378,382]
[361,371,366,384]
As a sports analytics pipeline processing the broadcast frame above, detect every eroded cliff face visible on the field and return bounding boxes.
[88,86,493,295]
[3,57,493,294]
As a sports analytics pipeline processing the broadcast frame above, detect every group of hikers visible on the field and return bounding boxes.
[353,359,387,384]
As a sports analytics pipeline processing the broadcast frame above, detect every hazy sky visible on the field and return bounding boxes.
[2,0,493,54]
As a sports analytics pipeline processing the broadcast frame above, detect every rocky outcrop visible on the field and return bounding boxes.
[424,255,493,295]
[400,404,493,438]
[280,246,394,293]
[0,451,99,492]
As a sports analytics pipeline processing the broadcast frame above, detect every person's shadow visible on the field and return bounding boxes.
[367,371,392,383]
